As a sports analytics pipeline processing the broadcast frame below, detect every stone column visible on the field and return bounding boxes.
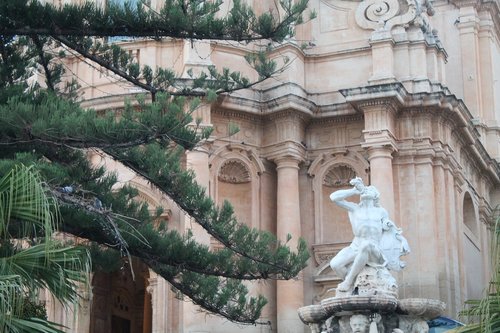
[184,146,211,245]
[183,146,211,332]
[433,162,452,307]
[275,156,304,333]
[445,169,461,313]
[359,99,398,219]
[416,159,440,298]
[148,273,171,333]
[366,145,396,218]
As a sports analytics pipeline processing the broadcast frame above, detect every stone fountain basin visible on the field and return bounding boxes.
[320,295,398,316]
[297,304,330,324]
[397,298,446,319]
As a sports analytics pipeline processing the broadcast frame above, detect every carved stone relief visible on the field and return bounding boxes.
[323,165,357,187]
[312,242,351,266]
[218,159,251,184]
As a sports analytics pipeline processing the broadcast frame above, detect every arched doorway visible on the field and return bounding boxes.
[90,258,152,333]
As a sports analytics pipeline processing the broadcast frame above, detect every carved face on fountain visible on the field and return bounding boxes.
[349,314,370,333]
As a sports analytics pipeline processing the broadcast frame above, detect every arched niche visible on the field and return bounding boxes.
[308,150,369,245]
[460,190,484,300]
[463,192,478,236]
[209,144,264,229]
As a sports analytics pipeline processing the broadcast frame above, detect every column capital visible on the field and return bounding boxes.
[362,130,398,152]
[274,156,302,170]
[264,140,306,167]
[365,144,397,160]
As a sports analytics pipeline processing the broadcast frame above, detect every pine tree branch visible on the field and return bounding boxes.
[53,35,158,96]
[0,0,309,42]
[0,37,14,86]
[102,147,308,277]
[30,35,55,92]
[55,188,284,280]
[51,35,282,99]
[0,136,168,150]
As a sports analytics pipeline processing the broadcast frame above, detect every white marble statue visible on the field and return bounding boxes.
[329,177,410,292]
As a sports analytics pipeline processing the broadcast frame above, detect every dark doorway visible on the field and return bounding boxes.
[112,315,131,333]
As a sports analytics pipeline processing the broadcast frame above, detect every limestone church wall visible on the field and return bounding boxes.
[43,0,500,332]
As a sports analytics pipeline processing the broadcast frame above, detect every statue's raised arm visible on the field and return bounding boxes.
[329,177,365,211]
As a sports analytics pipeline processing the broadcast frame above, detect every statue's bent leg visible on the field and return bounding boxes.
[330,247,356,280]
[339,242,379,291]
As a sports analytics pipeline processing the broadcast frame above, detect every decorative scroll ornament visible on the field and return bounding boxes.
[355,0,419,31]
[218,160,251,184]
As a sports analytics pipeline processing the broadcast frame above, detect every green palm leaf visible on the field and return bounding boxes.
[0,164,90,333]
[0,164,57,241]
[459,219,500,333]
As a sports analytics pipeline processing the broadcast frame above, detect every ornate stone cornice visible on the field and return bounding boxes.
[309,113,364,126]
[217,83,354,121]
[212,107,261,123]
[394,146,455,168]
[215,82,500,184]
[339,82,407,109]
[263,108,310,123]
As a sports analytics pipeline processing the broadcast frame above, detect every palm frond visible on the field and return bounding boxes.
[459,218,500,333]
[0,164,58,241]
[0,164,91,332]
[0,243,90,304]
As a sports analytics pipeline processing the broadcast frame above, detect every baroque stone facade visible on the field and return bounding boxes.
[46,0,500,332]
